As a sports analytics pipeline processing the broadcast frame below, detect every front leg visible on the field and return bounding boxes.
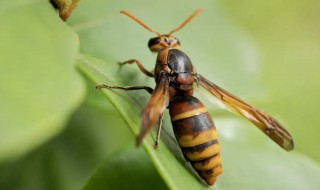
[118,59,154,77]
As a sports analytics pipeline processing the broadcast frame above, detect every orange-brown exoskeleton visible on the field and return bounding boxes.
[96,9,294,186]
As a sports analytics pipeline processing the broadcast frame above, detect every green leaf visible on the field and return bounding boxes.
[2,0,316,189]
[83,148,168,190]
[77,54,209,189]
[72,1,320,189]
[77,54,320,190]
[0,105,135,190]
[0,0,85,163]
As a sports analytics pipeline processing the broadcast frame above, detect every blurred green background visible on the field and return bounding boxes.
[0,0,319,190]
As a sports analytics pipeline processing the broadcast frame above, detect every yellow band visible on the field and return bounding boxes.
[171,107,207,122]
[178,128,217,147]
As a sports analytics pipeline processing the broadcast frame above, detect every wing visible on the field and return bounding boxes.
[196,74,294,151]
[137,73,170,146]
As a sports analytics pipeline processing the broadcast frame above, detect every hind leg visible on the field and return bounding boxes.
[96,84,153,94]
[154,112,164,150]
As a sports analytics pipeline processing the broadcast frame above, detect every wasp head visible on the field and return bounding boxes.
[148,35,181,52]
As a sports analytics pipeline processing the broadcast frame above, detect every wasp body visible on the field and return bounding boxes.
[96,9,293,186]
[154,42,222,184]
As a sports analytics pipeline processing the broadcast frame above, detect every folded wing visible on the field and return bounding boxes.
[137,73,170,146]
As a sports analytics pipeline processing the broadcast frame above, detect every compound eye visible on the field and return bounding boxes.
[148,37,161,48]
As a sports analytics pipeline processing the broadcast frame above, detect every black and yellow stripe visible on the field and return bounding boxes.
[169,95,222,185]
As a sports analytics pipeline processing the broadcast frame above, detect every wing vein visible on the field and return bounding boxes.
[196,74,294,151]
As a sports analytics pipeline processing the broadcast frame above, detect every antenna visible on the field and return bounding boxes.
[120,10,161,36]
[168,9,203,35]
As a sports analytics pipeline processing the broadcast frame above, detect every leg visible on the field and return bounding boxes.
[154,112,164,150]
[96,84,153,94]
[118,59,154,77]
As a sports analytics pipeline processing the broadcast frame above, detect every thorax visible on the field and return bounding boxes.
[154,48,197,99]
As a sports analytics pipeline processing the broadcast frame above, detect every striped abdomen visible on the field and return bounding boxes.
[169,95,222,185]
